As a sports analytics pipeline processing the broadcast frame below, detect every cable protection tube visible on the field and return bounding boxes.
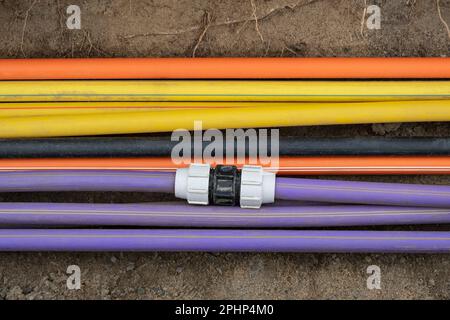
[2,170,450,208]
[0,101,251,118]
[3,100,450,137]
[1,57,450,79]
[3,100,450,118]
[3,157,450,175]
[0,170,174,193]
[2,137,450,158]
[1,202,450,227]
[275,177,450,208]
[0,229,448,252]
[1,81,449,102]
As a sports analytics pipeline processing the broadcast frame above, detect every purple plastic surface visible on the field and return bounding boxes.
[0,170,174,193]
[0,229,448,252]
[276,177,450,208]
[1,202,450,227]
[2,170,450,208]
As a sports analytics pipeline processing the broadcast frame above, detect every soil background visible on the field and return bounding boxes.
[0,0,449,299]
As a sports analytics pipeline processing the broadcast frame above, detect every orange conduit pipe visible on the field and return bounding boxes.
[1,58,450,79]
[2,157,450,175]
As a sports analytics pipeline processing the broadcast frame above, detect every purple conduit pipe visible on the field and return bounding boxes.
[2,170,450,208]
[0,229,448,252]
[1,202,450,227]
[275,177,450,208]
[0,170,174,193]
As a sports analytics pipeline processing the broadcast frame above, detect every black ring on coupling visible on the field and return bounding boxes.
[209,165,241,206]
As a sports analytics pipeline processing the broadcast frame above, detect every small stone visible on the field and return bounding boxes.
[110,256,118,264]
[26,293,37,300]
[150,286,165,296]
[101,288,110,296]
[126,263,135,271]
[6,286,24,299]
[137,287,145,295]
[429,279,436,286]
[176,267,183,274]
[371,123,402,135]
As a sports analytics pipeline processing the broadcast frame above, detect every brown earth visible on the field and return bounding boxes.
[0,0,449,299]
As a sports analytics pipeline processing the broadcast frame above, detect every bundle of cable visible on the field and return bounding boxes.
[0,167,448,252]
[0,58,450,137]
[0,57,449,253]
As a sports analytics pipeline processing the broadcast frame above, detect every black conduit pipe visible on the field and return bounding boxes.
[0,137,450,158]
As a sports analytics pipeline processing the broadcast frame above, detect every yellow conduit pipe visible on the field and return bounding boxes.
[1,100,450,138]
[0,81,449,102]
[0,102,338,118]
[0,101,351,118]
[0,101,246,117]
